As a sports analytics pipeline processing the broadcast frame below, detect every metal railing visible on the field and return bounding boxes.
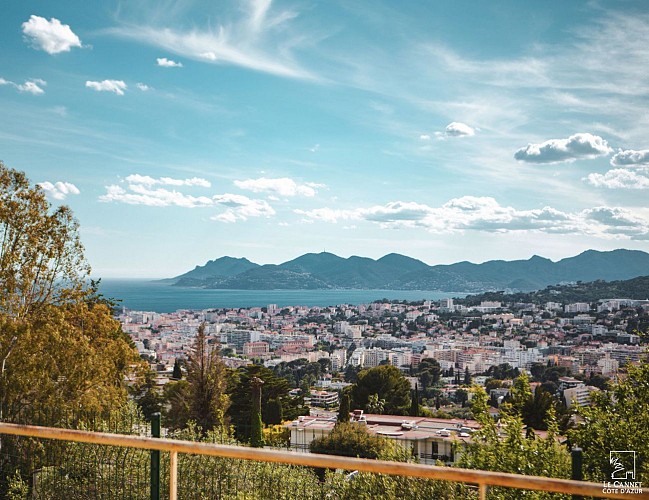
[0,421,646,500]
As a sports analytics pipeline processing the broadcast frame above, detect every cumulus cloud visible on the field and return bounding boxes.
[295,196,649,239]
[125,174,211,188]
[99,175,274,222]
[86,80,127,95]
[514,133,612,164]
[443,122,475,137]
[99,184,214,208]
[22,15,82,54]
[234,177,324,197]
[156,57,183,67]
[0,77,46,95]
[136,83,150,91]
[212,193,276,221]
[586,168,649,189]
[38,181,80,200]
[610,149,649,167]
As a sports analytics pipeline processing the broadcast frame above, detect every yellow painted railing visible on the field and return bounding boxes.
[0,422,645,500]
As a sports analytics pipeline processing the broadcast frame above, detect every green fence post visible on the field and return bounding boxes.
[571,447,583,500]
[151,412,160,500]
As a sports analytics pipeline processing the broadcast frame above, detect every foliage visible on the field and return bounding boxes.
[337,392,350,423]
[459,386,571,500]
[502,372,556,430]
[410,384,420,417]
[263,424,290,448]
[0,162,89,321]
[309,422,393,459]
[569,354,649,483]
[187,323,229,433]
[485,363,520,380]
[227,365,306,441]
[172,357,183,380]
[0,301,143,419]
[349,365,411,415]
[250,377,264,448]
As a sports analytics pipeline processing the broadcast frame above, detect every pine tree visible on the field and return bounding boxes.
[463,367,472,385]
[186,323,228,434]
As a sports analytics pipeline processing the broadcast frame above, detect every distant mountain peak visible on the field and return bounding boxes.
[167,249,649,293]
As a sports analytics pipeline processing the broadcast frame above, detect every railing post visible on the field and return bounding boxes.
[169,450,178,500]
[571,447,583,500]
[150,412,160,500]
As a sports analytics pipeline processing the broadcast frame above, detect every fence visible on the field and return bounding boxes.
[1,421,645,500]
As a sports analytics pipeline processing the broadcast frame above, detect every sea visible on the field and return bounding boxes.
[97,279,466,313]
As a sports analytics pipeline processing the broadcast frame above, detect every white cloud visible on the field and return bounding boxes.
[107,1,314,80]
[443,122,475,137]
[419,134,431,141]
[610,149,649,167]
[234,177,324,197]
[586,168,649,189]
[22,15,82,54]
[295,196,649,240]
[38,181,80,200]
[0,77,46,95]
[125,174,211,188]
[85,80,127,95]
[99,176,274,222]
[99,184,214,208]
[514,133,612,164]
[156,57,183,68]
[136,83,151,91]
[212,193,275,221]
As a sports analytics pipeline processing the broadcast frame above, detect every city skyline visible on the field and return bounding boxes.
[2,1,649,277]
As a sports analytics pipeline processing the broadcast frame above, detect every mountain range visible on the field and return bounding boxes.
[163,249,649,293]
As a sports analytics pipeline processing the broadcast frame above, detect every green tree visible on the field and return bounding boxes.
[309,422,394,460]
[266,397,283,425]
[349,365,411,415]
[570,355,649,483]
[0,162,89,321]
[337,392,350,423]
[463,366,472,385]
[366,393,386,414]
[187,323,228,433]
[172,358,183,380]
[227,365,306,441]
[250,377,264,448]
[410,384,420,417]
[458,387,571,500]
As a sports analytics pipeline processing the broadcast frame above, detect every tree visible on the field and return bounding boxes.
[310,422,394,459]
[366,393,385,414]
[172,358,183,380]
[410,384,420,417]
[463,367,472,385]
[458,387,570,500]
[250,377,264,448]
[350,365,411,415]
[173,323,228,434]
[0,163,89,321]
[266,398,283,425]
[337,392,350,423]
[227,365,306,441]
[570,356,649,483]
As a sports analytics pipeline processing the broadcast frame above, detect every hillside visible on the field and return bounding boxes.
[167,249,649,293]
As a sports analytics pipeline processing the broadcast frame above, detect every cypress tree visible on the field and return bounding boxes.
[410,384,420,417]
[172,358,182,380]
[250,376,264,447]
[337,392,350,423]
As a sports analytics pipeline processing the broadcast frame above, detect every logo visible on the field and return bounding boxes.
[602,450,642,495]
[610,451,636,480]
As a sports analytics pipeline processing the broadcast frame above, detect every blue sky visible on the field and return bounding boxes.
[2,0,649,278]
